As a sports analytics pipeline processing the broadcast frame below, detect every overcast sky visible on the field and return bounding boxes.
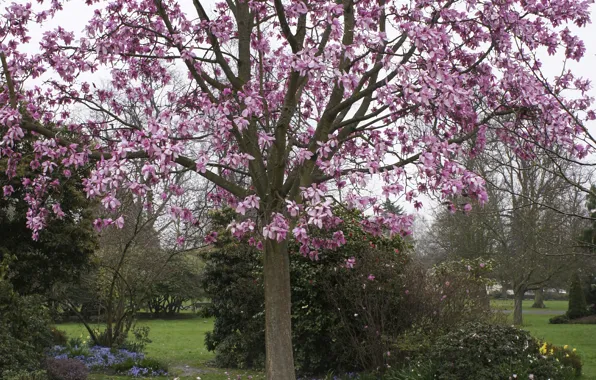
[18,0,596,217]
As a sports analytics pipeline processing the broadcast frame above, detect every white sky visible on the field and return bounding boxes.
[14,0,596,218]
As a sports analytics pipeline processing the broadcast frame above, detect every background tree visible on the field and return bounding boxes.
[0,120,97,297]
[1,1,594,378]
[0,257,53,377]
[567,272,588,319]
[417,139,590,324]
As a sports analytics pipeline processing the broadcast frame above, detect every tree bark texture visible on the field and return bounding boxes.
[263,239,296,380]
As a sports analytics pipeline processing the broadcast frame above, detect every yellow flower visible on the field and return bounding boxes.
[564,345,569,350]
[566,354,570,358]
[539,343,548,355]
[573,348,577,352]
[550,349,554,355]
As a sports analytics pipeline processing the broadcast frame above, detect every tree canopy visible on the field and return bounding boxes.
[1,0,594,378]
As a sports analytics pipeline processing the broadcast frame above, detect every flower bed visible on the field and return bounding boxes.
[48,345,167,377]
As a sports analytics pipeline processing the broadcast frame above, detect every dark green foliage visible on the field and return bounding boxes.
[538,342,582,377]
[202,211,268,369]
[583,273,596,313]
[428,322,537,380]
[45,358,88,380]
[0,260,54,377]
[567,272,588,320]
[202,208,409,374]
[421,323,579,380]
[0,145,97,296]
[550,315,570,324]
[2,370,48,380]
[111,357,168,373]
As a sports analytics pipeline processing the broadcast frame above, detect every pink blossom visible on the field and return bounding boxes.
[2,185,14,197]
[345,257,356,269]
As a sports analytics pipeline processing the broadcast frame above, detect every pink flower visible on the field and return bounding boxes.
[367,274,375,281]
[3,185,14,197]
[115,216,125,229]
[345,257,356,269]
[204,231,218,244]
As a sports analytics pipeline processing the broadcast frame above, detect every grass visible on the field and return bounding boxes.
[57,318,264,380]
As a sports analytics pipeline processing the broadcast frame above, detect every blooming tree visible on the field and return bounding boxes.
[0,0,594,378]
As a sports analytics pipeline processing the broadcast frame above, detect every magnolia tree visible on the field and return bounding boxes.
[0,0,594,378]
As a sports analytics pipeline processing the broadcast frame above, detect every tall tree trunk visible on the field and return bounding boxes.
[513,287,525,325]
[532,287,546,308]
[263,239,296,380]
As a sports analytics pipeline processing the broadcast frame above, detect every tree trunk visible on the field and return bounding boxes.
[501,282,509,299]
[532,288,546,308]
[513,288,525,325]
[263,239,296,380]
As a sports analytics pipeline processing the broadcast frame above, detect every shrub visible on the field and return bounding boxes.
[110,357,168,377]
[550,315,570,324]
[568,315,596,324]
[538,342,582,377]
[423,323,580,380]
[428,322,537,380]
[45,358,88,380]
[0,261,53,377]
[567,272,588,320]
[384,360,437,380]
[2,370,48,380]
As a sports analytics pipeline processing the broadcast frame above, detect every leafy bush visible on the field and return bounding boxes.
[2,370,48,380]
[568,315,596,324]
[111,357,168,376]
[45,358,88,380]
[428,322,536,380]
[550,315,570,324]
[424,323,579,380]
[538,342,582,377]
[0,260,54,377]
[567,272,588,320]
[384,360,437,380]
